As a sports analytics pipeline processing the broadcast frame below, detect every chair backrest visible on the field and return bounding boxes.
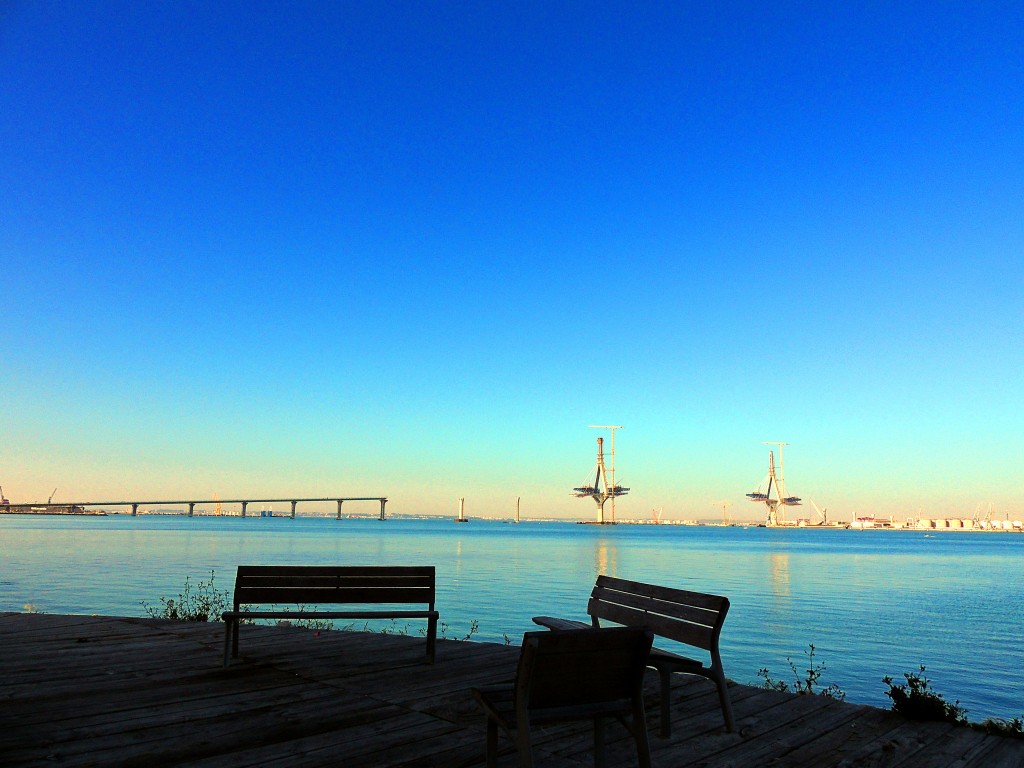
[515,628,653,715]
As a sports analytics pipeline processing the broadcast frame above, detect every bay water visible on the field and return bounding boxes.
[1,514,1021,722]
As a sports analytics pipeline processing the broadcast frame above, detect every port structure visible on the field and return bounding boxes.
[572,426,628,524]
[746,441,801,526]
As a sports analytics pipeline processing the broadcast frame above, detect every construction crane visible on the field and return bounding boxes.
[572,431,629,524]
[809,500,828,525]
[48,488,57,504]
[712,501,732,525]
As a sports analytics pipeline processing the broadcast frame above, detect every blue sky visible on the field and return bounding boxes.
[2,2,1021,520]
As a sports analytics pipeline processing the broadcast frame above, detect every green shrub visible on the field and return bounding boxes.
[142,570,231,622]
[976,717,1024,738]
[757,644,845,700]
[883,666,967,724]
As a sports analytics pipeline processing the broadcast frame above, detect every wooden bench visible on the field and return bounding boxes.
[533,574,734,737]
[222,565,439,667]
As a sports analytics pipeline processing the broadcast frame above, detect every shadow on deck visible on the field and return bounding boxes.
[1,613,1020,767]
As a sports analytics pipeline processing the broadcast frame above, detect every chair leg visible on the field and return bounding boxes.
[516,721,534,768]
[593,717,607,768]
[658,667,672,738]
[631,701,652,768]
[485,717,498,768]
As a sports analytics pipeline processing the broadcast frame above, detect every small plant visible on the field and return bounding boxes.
[378,619,411,636]
[757,644,845,700]
[267,606,335,631]
[976,717,1024,738]
[461,619,479,641]
[883,666,967,724]
[141,570,231,622]
[438,620,480,641]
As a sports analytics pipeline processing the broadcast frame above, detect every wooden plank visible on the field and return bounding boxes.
[237,565,435,575]
[590,598,716,650]
[591,583,722,627]
[238,575,434,588]
[595,574,728,610]
[233,587,434,605]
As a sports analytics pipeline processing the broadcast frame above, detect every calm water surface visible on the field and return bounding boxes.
[1,515,1021,721]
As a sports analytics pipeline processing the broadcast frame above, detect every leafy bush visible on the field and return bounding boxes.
[976,717,1024,738]
[883,665,967,724]
[757,644,845,700]
[142,570,231,622]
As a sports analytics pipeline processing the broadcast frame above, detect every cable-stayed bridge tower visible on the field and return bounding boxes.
[572,426,628,524]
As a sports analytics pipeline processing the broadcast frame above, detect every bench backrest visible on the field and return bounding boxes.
[232,565,435,610]
[587,575,729,652]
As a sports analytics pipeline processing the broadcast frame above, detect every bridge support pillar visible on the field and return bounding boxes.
[336,499,343,519]
[241,501,248,518]
[290,500,297,519]
[379,498,387,520]
[131,503,138,516]
[188,502,195,517]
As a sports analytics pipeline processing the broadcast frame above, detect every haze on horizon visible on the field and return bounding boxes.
[2,3,1021,522]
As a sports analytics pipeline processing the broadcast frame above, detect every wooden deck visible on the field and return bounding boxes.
[1,613,1020,767]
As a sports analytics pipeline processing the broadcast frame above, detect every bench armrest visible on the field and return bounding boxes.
[532,616,591,631]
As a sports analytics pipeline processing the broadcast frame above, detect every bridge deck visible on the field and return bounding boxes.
[1,613,1020,767]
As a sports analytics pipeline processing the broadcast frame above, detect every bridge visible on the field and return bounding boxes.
[3,497,389,519]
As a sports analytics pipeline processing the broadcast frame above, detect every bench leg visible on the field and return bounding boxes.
[658,667,672,738]
[485,716,498,768]
[426,615,437,663]
[223,619,233,668]
[714,670,735,733]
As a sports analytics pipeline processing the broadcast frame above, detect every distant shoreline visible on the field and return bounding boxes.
[2,508,1021,532]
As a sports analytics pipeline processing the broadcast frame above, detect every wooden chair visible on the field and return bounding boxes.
[472,628,653,768]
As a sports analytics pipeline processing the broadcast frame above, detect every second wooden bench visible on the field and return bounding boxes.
[222,565,439,667]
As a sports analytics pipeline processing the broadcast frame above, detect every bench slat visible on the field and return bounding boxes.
[591,599,715,651]
[589,585,722,629]
[234,587,434,606]
[236,565,434,578]
[224,610,437,620]
[236,575,433,589]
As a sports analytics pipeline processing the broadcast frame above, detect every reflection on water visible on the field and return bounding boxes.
[1,515,1022,721]
[770,552,790,597]
[593,537,618,577]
